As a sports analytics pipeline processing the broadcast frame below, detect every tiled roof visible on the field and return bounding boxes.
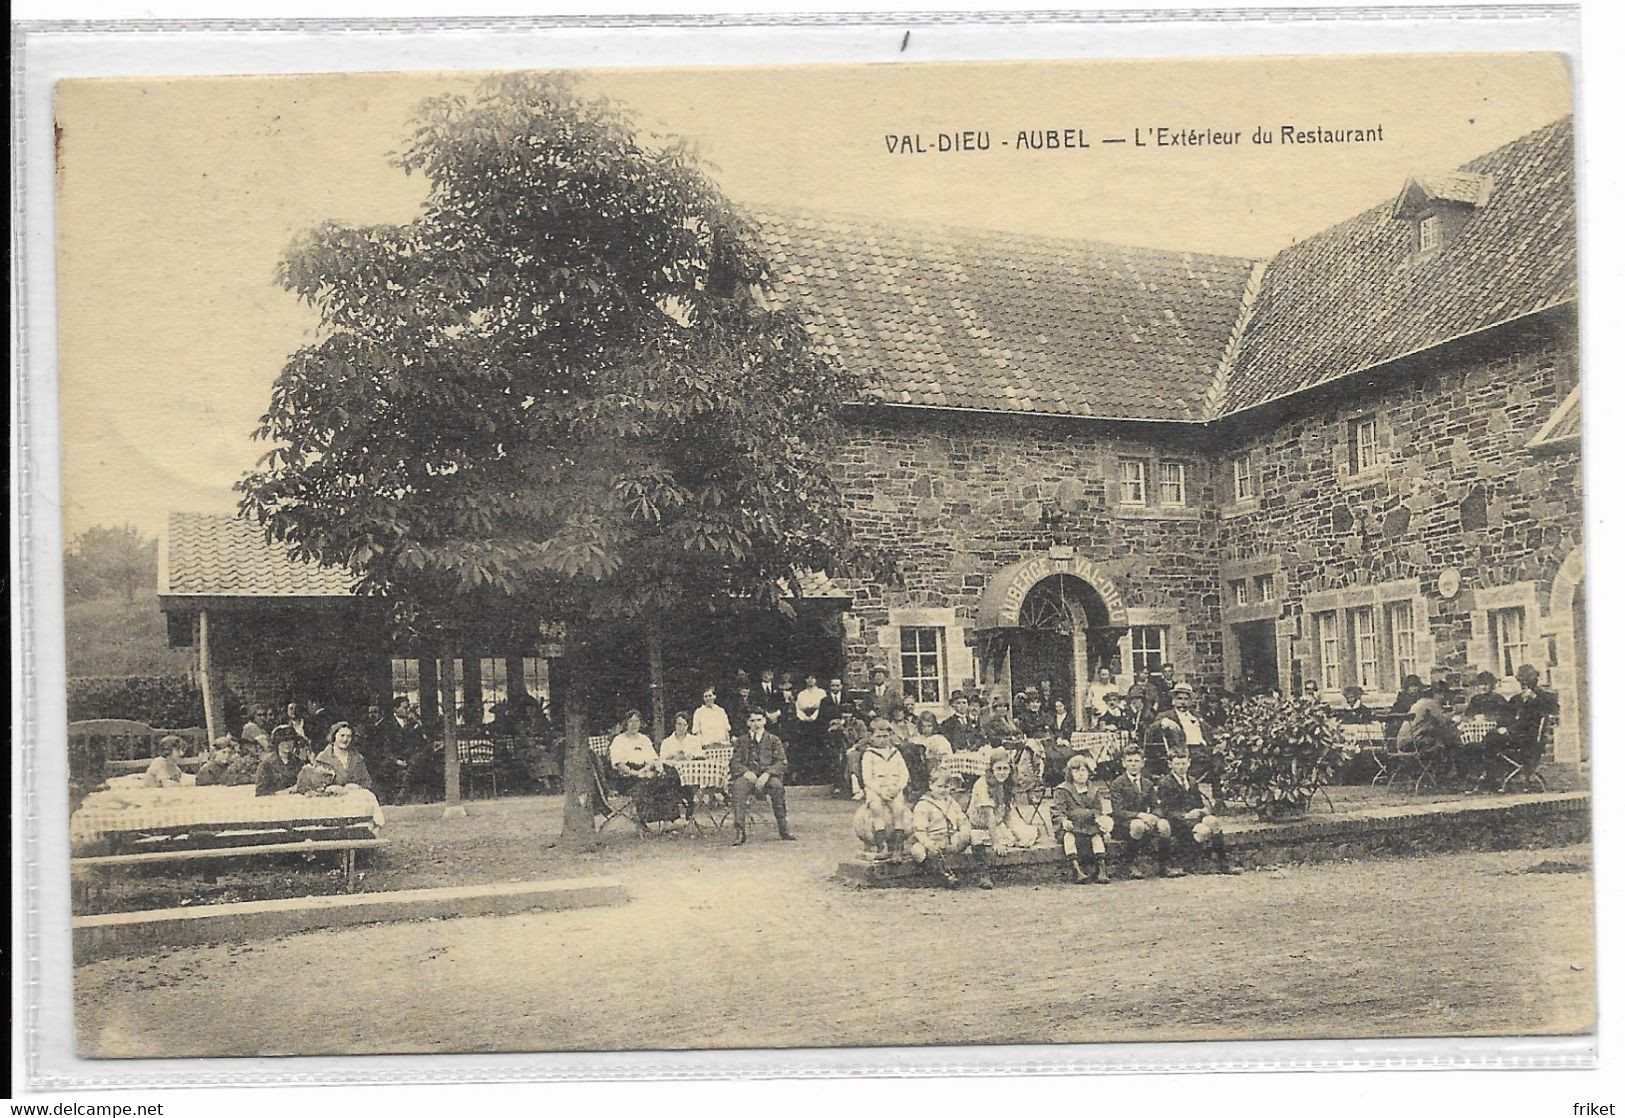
[755,210,1256,422]
[1393,171,1495,216]
[161,512,357,597]
[163,512,848,600]
[1220,117,1576,415]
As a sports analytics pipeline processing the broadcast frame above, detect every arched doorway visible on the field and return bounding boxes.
[1008,574,1118,714]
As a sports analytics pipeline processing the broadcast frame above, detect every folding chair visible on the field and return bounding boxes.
[1383,740,1439,794]
[587,735,644,834]
[1497,714,1551,794]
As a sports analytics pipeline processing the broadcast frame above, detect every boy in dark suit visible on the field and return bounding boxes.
[1157,747,1241,875]
[1107,746,1173,879]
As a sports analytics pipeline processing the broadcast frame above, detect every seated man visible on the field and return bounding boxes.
[194,736,238,786]
[1500,664,1558,787]
[1107,746,1174,879]
[1157,748,1241,875]
[729,709,794,846]
[1396,681,1461,771]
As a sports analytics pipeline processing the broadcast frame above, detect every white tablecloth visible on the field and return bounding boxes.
[669,748,733,791]
[71,784,384,851]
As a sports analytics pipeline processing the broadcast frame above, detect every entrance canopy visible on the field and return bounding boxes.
[974,555,1125,633]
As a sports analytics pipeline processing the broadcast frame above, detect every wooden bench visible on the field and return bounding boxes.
[70,719,210,779]
[72,836,389,904]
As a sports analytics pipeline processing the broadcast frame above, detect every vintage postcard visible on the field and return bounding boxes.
[51,51,1590,1061]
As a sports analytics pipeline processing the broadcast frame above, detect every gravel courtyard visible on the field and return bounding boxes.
[74,787,1594,1057]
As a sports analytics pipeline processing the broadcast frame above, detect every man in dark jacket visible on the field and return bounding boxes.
[729,709,794,845]
[1156,748,1241,875]
[1148,682,1225,802]
[1501,664,1558,787]
[1107,746,1173,879]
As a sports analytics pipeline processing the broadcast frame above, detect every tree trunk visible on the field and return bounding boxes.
[440,643,463,815]
[556,653,599,850]
[648,617,666,745]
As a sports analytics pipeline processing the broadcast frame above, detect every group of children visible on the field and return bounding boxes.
[854,721,1242,889]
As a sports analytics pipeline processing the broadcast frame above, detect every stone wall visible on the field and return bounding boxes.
[829,409,1226,705]
[1212,310,1584,756]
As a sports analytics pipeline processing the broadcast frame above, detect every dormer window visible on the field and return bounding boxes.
[1418,213,1443,254]
[1391,170,1491,259]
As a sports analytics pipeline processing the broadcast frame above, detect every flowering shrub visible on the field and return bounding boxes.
[1213,696,1344,820]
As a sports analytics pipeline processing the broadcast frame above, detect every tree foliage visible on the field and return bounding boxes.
[238,73,885,641]
[64,524,157,602]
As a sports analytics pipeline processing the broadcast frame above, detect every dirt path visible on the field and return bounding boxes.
[76,840,1593,1057]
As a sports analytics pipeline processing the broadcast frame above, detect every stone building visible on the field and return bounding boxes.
[161,116,1584,763]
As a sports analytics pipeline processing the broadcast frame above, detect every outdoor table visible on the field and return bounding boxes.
[668,747,734,829]
[1336,721,1391,784]
[71,783,385,855]
[938,751,992,782]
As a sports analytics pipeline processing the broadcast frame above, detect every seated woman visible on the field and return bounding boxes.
[609,710,681,827]
[966,747,1042,888]
[315,722,375,792]
[659,710,705,823]
[255,727,305,796]
[142,735,190,788]
[908,768,973,888]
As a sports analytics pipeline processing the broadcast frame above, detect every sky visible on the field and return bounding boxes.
[52,53,1573,540]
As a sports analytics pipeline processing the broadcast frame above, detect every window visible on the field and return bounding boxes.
[1350,416,1379,474]
[1315,611,1341,691]
[899,627,946,705]
[478,657,508,723]
[1255,574,1276,602]
[1386,601,1417,684]
[1130,626,1165,676]
[1158,461,1187,506]
[1119,459,1147,505]
[1232,455,1254,502]
[1352,607,1379,690]
[1230,578,1249,606]
[521,656,549,705]
[435,657,467,722]
[1490,607,1529,678]
[1419,213,1443,253]
[389,658,421,710]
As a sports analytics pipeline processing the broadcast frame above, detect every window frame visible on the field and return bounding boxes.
[1350,416,1380,475]
[1230,578,1249,607]
[899,626,947,706]
[1490,606,1529,678]
[389,658,421,710]
[1386,600,1417,687]
[1314,611,1341,692]
[1232,454,1254,503]
[1119,458,1148,506]
[1130,626,1166,676]
[1418,213,1443,254]
[1351,606,1379,690]
[1255,573,1276,602]
[1158,460,1187,507]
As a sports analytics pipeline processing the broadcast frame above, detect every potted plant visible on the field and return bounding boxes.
[1213,695,1344,822]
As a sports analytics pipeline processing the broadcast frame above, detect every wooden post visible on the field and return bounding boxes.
[197,610,224,743]
[440,643,463,817]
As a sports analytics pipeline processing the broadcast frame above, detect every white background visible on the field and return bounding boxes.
[11,0,1622,1113]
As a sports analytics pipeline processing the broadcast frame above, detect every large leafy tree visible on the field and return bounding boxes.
[238,73,885,839]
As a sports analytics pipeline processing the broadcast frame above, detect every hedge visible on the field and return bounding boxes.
[67,675,245,729]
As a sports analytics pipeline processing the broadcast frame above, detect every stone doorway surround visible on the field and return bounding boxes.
[1547,546,1587,765]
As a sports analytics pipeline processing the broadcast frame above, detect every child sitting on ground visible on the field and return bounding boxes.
[966,747,1043,889]
[1052,752,1113,885]
[909,767,974,887]
[854,719,913,862]
[1156,747,1242,875]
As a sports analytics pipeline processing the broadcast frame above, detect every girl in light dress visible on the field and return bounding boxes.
[966,747,1042,888]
